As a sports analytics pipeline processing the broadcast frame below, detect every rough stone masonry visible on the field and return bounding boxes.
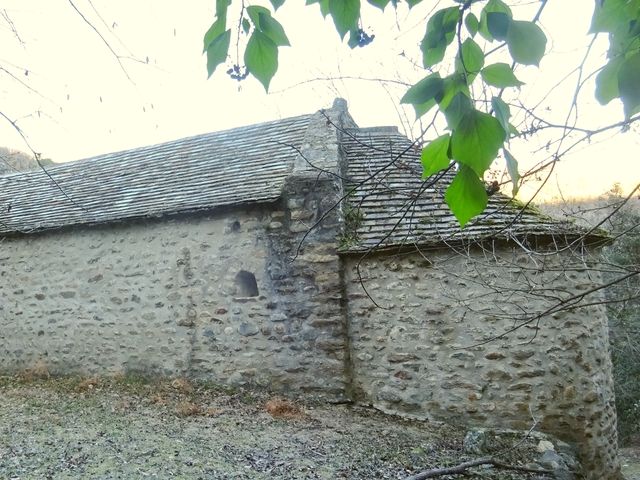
[0,100,621,479]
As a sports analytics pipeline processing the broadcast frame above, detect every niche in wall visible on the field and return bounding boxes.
[234,270,259,297]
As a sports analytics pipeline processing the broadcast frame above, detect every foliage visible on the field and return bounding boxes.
[203,1,640,226]
[602,199,640,445]
[339,203,364,249]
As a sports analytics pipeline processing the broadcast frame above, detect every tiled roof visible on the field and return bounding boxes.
[0,103,602,249]
[340,127,602,253]
[0,114,311,234]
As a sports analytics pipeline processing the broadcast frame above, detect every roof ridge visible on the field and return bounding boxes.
[346,126,400,135]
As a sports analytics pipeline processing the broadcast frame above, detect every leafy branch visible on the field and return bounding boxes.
[203,0,640,226]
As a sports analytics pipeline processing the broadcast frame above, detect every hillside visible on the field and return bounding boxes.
[0,147,53,174]
[541,192,640,230]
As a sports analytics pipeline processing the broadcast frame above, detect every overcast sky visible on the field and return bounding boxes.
[0,1,638,201]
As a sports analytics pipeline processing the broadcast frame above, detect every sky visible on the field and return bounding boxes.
[0,1,638,202]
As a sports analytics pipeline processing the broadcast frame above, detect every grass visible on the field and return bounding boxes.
[0,368,303,420]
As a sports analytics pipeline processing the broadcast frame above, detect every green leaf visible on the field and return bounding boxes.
[206,29,231,78]
[456,38,484,80]
[270,0,285,10]
[437,74,469,110]
[445,165,488,227]
[348,29,360,48]
[484,0,512,15]
[367,0,390,10]
[423,42,447,68]
[465,12,479,37]
[503,148,520,196]
[400,73,444,105]
[481,63,524,88]
[443,91,473,129]
[595,56,623,105]
[491,96,510,138]
[246,5,270,29]
[451,109,506,176]
[426,7,460,49]
[245,31,278,91]
[486,11,510,40]
[423,7,460,49]
[215,0,231,17]
[609,29,640,59]
[242,18,251,34]
[421,134,451,178]
[246,7,290,46]
[590,0,635,33]
[439,74,472,128]
[258,12,290,46]
[479,0,512,41]
[320,0,330,16]
[329,0,361,39]
[203,18,227,52]
[507,20,547,66]
[306,0,330,17]
[421,7,460,67]
[406,0,423,7]
[618,52,640,118]
[412,99,437,119]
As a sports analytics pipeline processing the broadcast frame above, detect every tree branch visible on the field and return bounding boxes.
[405,457,554,480]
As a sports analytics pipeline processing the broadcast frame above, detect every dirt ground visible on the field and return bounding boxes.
[0,375,595,479]
[621,447,640,480]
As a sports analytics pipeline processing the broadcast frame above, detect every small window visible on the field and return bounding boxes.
[235,270,259,297]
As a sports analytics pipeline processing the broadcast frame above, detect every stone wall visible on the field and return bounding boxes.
[343,245,619,479]
[0,204,347,400]
[0,102,353,401]
[0,216,621,477]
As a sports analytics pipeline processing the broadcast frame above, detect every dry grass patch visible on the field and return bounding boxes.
[264,397,305,419]
[175,401,202,417]
[19,360,50,381]
[203,407,224,417]
[76,377,100,392]
[170,377,194,394]
[150,394,168,406]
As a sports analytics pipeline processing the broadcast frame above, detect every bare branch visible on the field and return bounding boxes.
[405,457,554,480]
[1,9,24,46]
[0,110,86,212]
[67,0,134,82]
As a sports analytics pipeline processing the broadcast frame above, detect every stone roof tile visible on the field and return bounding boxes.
[0,114,311,234]
[340,127,603,252]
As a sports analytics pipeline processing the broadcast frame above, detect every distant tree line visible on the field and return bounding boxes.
[0,147,53,175]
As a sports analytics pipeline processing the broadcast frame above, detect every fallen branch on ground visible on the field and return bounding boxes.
[405,457,555,480]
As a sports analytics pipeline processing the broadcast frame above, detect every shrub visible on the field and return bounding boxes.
[602,198,640,445]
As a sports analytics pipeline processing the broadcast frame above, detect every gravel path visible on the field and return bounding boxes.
[0,376,571,479]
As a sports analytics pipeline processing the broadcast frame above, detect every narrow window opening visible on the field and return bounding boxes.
[235,270,259,297]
